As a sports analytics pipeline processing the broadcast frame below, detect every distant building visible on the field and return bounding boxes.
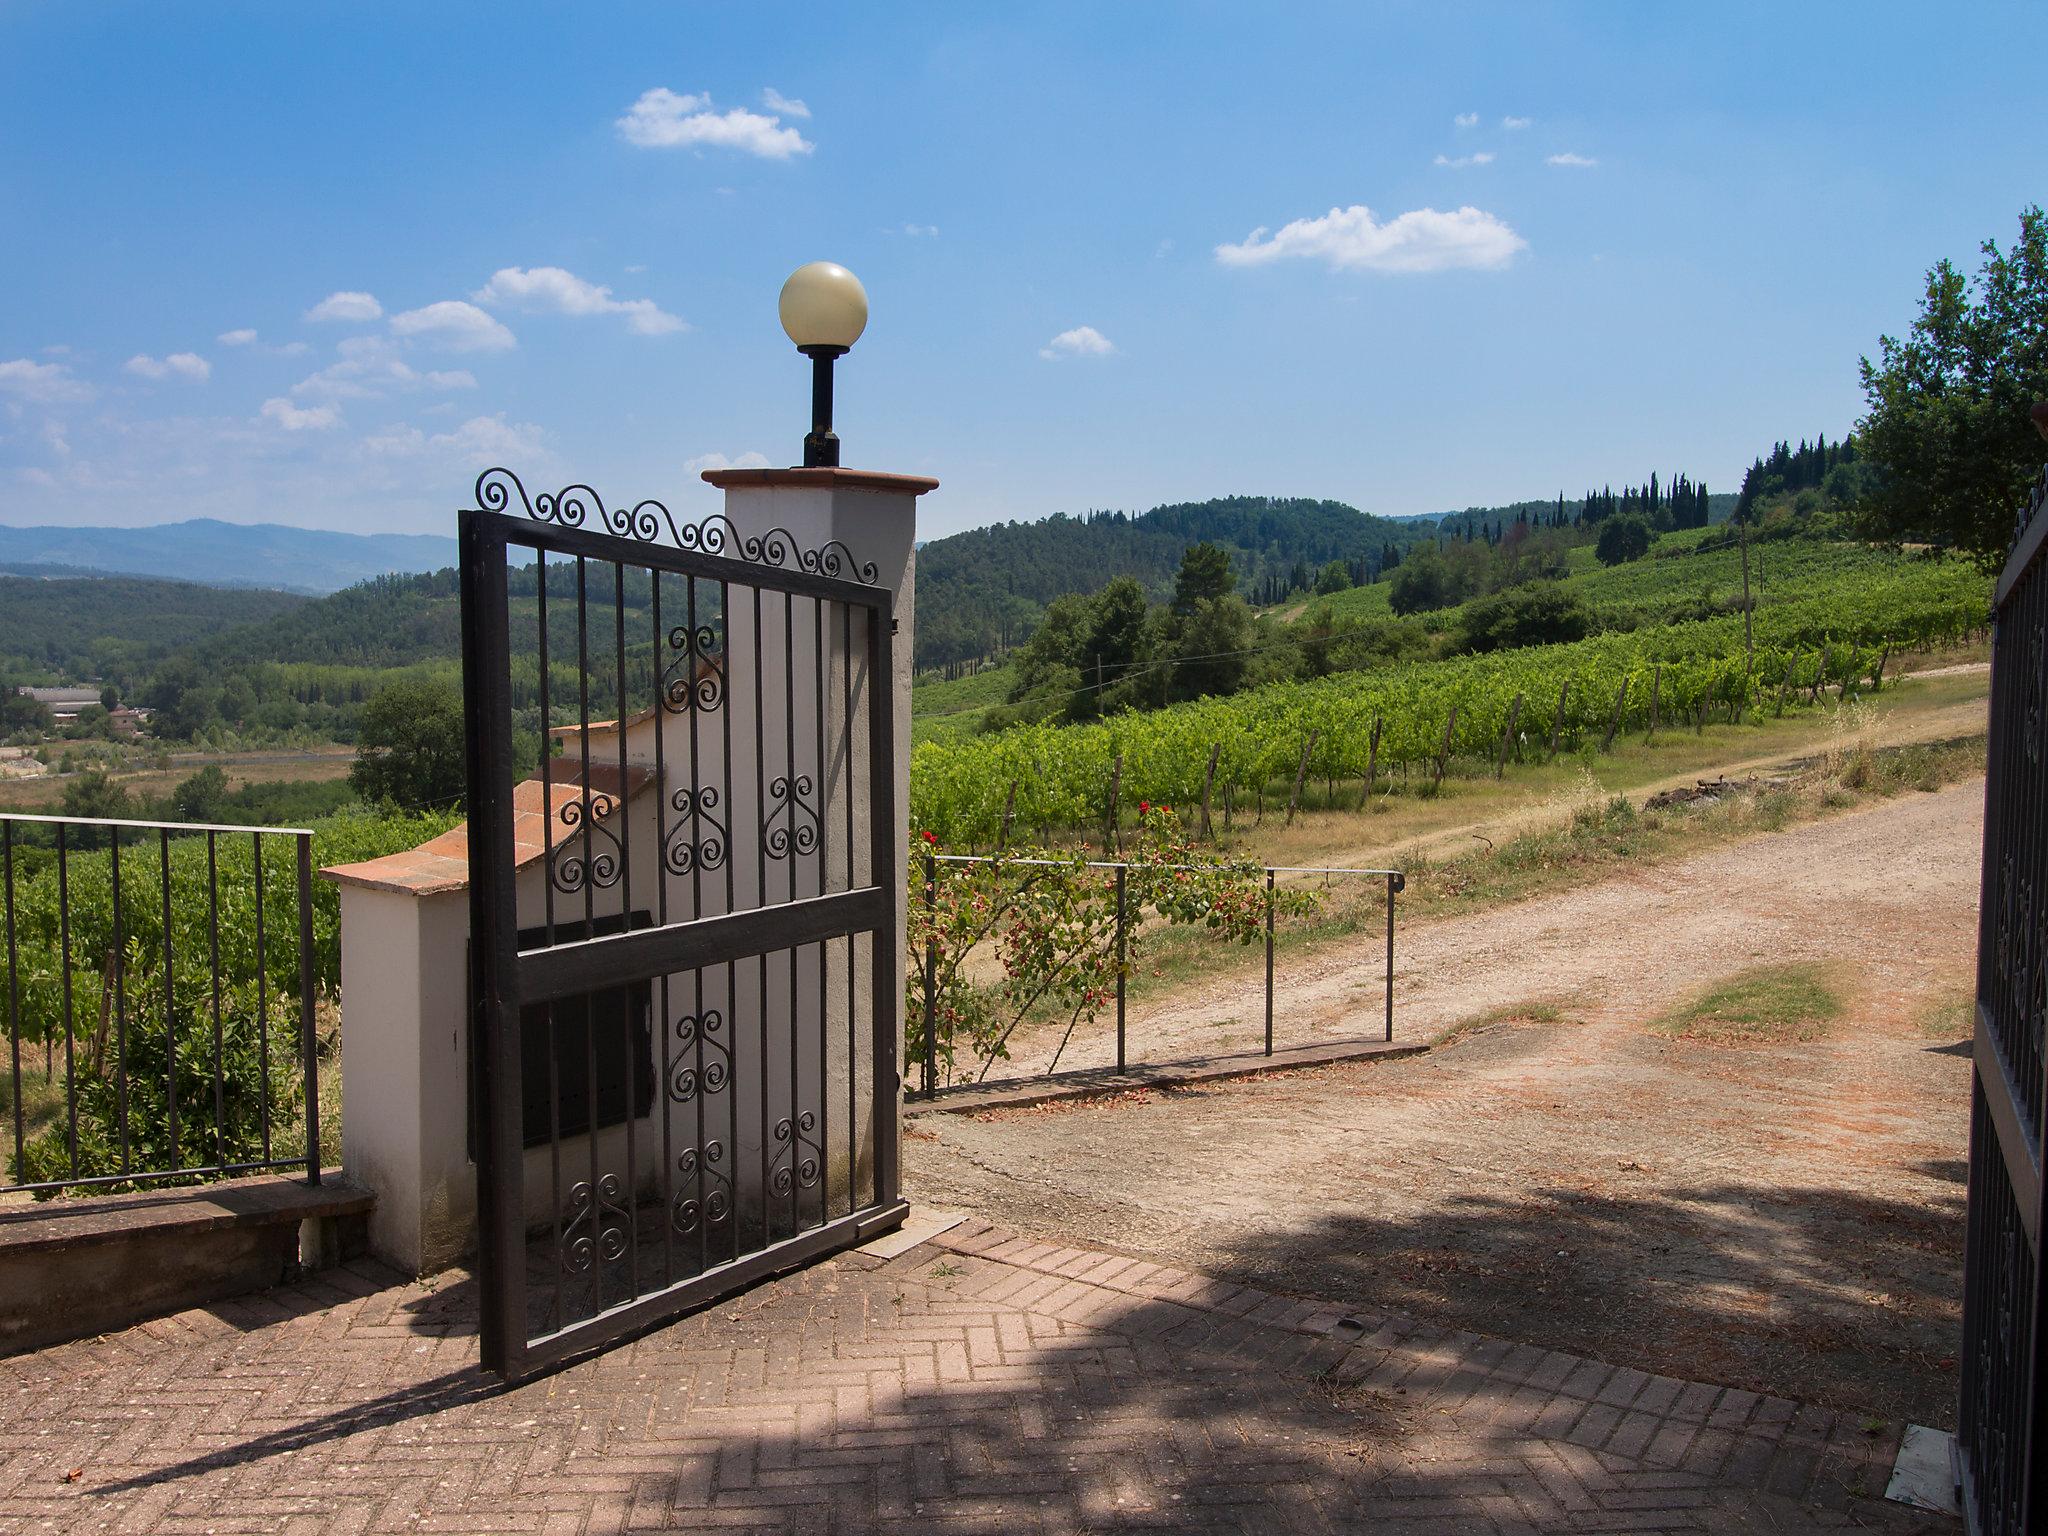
[11,686,149,734]
[17,686,101,723]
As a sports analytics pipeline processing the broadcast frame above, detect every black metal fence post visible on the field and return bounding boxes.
[297,834,321,1185]
[1114,864,1127,1073]
[922,851,938,1099]
[1385,871,1398,1043]
[1263,868,1276,1057]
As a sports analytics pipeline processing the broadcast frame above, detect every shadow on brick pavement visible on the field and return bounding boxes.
[0,1218,1955,1534]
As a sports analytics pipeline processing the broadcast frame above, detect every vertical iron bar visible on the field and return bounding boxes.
[867,596,900,1212]
[538,551,555,945]
[254,831,270,1161]
[4,823,21,1182]
[460,508,527,1376]
[207,832,224,1166]
[652,569,672,1290]
[922,853,937,1099]
[814,595,828,1230]
[613,562,638,1296]
[1115,864,1127,1074]
[577,558,601,1323]
[721,578,738,1266]
[1263,869,1276,1058]
[160,828,178,1172]
[784,589,799,1241]
[754,582,768,1247]
[843,604,856,1203]
[297,835,319,1184]
[539,552,563,1332]
[57,826,75,1172]
[111,832,128,1174]
[1385,873,1397,1043]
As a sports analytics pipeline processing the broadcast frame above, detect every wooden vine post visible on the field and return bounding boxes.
[1601,676,1630,751]
[1106,753,1123,853]
[1546,681,1569,760]
[997,780,1018,850]
[1360,714,1382,808]
[1431,706,1459,792]
[1199,743,1221,840]
[1287,730,1319,824]
[1495,693,1524,779]
[1646,663,1662,741]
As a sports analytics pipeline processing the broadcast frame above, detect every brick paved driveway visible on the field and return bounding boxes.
[0,1218,1950,1534]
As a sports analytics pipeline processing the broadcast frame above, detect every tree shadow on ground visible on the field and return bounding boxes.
[64,1246,1954,1534]
[1182,1177,1963,1429]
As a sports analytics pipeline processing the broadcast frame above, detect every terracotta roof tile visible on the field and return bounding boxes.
[321,762,657,897]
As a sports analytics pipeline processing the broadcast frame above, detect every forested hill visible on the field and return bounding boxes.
[915,496,1435,669]
[0,572,308,681]
[0,518,458,594]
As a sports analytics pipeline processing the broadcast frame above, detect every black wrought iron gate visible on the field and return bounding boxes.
[459,469,905,1381]
[1960,458,2048,1532]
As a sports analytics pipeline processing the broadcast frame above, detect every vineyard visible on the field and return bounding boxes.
[908,551,1988,846]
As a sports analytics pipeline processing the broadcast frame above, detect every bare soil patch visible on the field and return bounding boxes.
[905,780,1981,1427]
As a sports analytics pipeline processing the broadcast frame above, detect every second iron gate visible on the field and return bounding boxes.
[1957,452,2048,1534]
[460,469,906,1381]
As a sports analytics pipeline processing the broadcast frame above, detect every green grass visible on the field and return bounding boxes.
[1653,964,1845,1045]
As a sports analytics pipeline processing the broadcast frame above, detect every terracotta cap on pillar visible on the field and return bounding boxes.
[700,467,938,496]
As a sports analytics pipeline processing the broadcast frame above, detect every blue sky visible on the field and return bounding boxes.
[0,1,2040,541]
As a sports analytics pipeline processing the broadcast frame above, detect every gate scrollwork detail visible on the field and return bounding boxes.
[763,774,820,860]
[669,1008,730,1102]
[663,787,728,878]
[560,1173,631,1274]
[471,468,880,583]
[551,791,623,894]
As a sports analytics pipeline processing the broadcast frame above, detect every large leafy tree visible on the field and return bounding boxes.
[350,679,467,811]
[1857,205,2048,564]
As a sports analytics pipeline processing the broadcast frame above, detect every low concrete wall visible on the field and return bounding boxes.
[0,1175,373,1356]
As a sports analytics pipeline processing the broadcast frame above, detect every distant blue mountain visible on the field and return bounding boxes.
[0,518,458,594]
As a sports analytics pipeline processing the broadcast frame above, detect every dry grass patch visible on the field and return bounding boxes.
[1653,964,1844,1046]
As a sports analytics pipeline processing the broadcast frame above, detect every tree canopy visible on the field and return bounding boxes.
[1857,204,2048,563]
[349,679,467,811]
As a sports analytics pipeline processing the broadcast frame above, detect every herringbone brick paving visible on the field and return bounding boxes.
[0,1217,1952,1533]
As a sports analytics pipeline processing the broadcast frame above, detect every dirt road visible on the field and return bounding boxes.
[906,780,1983,1425]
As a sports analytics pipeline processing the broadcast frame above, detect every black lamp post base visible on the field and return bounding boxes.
[798,344,848,469]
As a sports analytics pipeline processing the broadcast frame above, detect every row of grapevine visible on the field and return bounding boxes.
[909,568,1988,845]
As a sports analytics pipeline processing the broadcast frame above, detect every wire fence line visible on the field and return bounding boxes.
[913,851,1403,1099]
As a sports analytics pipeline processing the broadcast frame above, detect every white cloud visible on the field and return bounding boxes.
[761,87,810,119]
[388,300,516,352]
[1503,116,1532,130]
[615,88,813,159]
[1547,152,1599,168]
[0,358,93,403]
[426,414,547,466]
[472,265,684,336]
[290,339,479,402]
[125,352,211,382]
[1215,204,1527,274]
[1433,152,1495,169]
[218,328,259,347]
[684,450,773,474]
[900,223,939,238]
[305,291,383,323]
[363,414,547,466]
[1039,326,1116,361]
[260,397,341,431]
[1453,112,1479,128]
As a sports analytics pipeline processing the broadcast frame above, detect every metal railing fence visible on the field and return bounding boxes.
[1,812,320,1197]
[916,852,1403,1098]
